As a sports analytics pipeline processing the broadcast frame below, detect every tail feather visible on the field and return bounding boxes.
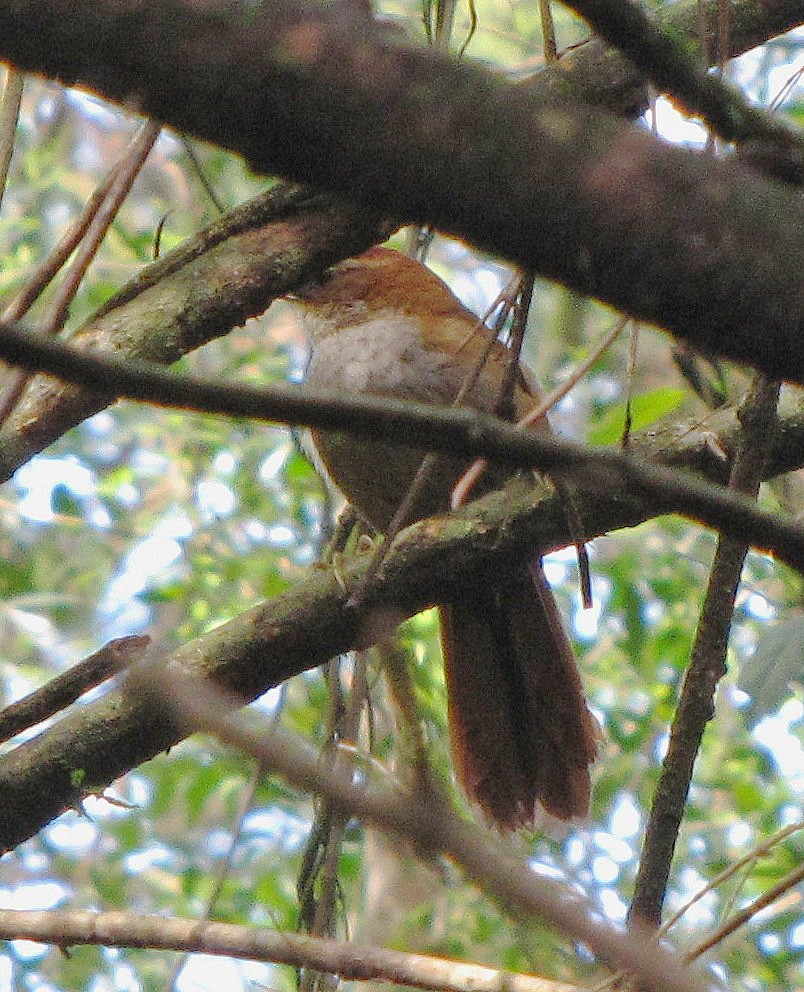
[440,561,598,829]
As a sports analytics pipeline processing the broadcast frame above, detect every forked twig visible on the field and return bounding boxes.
[684,860,804,962]
[0,119,160,424]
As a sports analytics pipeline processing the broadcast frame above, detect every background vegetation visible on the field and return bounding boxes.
[0,1,801,991]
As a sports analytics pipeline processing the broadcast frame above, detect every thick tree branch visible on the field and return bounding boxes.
[0,397,801,853]
[533,0,804,118]
[0,2,803,380]
[566,0,804,161]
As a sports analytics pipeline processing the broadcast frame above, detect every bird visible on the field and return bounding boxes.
[290,245,598,829]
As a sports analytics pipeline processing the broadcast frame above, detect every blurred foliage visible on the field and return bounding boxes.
[0,1,802,991]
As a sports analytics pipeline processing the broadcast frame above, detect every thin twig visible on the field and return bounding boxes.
[180,135,226,215]
[600,819,804,990]
[716,0,730,77]
[496,273,531,422]
[167,760,267,992]
[0,119,160,424]
[451,315,628,506]
[660,820,803,937]
[500,274,594,607]
[374,640,433,790]
[685,860,804,962]
[299,653,367,992]
[457,0,477,59]
[538,0,558,63]
[522,317,630,432]
[0,321,800,574]
[44,119,161,333]
[621,321,638,449]
[671,346,728,409]
[2,147,129,323]
[518,314,626,608]
[769,63,804,111]
[152,211,173,260]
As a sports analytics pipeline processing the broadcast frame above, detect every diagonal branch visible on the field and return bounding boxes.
[0,322,802,570]
[0,635,149,745]
[564,0,804,165]
[629,375,782,926]
[0,397,801,853]
[127,669,713,992]
[0,187,388,481]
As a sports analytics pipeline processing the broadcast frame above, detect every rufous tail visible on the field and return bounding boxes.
[440,562,598,829]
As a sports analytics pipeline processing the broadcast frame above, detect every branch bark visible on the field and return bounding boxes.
[127,671,713,992]
[0,1,803,380]
[0,909,576,992]
[629,375,781,927]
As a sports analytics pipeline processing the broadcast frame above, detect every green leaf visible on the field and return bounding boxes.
[588,387,686,445]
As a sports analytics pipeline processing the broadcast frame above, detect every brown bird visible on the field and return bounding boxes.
[291,246,598,829]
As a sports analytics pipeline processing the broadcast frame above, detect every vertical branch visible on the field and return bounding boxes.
[538,0,558,62]
[628,374,781,927]
[0,67,23,209]
[716,0,731,76]
[376,638,433,792]
[434,0,458,48]
[496,273,532,422]
[298,653,369,992]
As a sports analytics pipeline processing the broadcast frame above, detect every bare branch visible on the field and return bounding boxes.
[564,0,804,165]
[0,907,577,992]
[0,119,161,423]
[131,668,714,992]
[0,636,149,745]
[685,860,804,961]
[0,67,23,208]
